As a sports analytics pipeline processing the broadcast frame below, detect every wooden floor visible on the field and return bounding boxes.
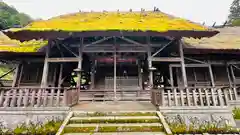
[71,101,157,111]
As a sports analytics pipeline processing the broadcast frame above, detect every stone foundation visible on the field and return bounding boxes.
[0,107,70,129]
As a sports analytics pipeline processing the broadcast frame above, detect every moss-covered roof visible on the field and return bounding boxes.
[0,32,47,52]
[184,27,240,50]
[4,11,218,40]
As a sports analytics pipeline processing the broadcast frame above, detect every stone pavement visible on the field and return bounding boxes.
[71,101,157,111]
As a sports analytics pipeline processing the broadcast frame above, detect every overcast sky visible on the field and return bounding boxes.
[3,0,233,26]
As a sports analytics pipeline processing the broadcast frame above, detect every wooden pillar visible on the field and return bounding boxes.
[90,60,96,89]
[208,65,215,87]
[113,37,117,101]
[17,63,24,87]
[169,66,173,87]
[12,64,20,87]
[58,64,63,87]
[179,40,187,87]
[138,60,143,89]
[147,38,153,87]
[226,65,233,87]
[41,42,50,88]
[77,38,83,88]
[230,65,236,87]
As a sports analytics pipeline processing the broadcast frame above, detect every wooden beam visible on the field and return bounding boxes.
[47,57,80,62]
[61,43,78,57]
[83,36,113,47]
[184,57,206,64]
[152,57,181,62]
[170,63,209,68]
[118,36,145,46]
[113,37,117,101]
[179,40,187,87]
[230,65,236,86]
[152,39,175,57]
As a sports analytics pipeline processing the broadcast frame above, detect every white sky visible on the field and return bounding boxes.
[3,0,233,26]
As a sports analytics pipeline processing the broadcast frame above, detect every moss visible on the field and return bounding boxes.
[64,125,163,133]
[74,112,157,117]
[69,118,161,124]
[9,11,212,33]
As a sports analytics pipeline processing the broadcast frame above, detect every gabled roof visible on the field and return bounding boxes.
[184,27,240,51]
[4,11,218,40]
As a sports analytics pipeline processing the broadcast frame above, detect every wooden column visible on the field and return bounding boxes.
[147,40,153,87]
[138,60,143,89]
[226,65,233,87]
[58,64,63,87]
[230,65,236,87]
[179,40,187,87]
[169,66,173,86]
[113,37,117,101]
[17,63,24,87]
[77,38,83,88]
[41,42,50,88]
[90,60,96,89]
[208,65,215,87]
[12,64,20,87]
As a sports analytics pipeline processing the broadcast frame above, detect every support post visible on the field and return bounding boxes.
[169,66,173,87]
[179,40,187,87]
[41,41,50,88]
[147,37,153,87]
[208,65,215,87]
[90,60,96,89]
[138,60,143,89]
[77,38,83,88]
[226,65,232,87]
[230,65,236,87]
[12,64,20,87]
[58,64,63,87]
[113,37,117,101]
[17,63,24,87]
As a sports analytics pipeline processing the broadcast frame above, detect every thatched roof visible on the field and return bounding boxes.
[4,11,218,41]
[0,31,47,52]
[184,27,240,50]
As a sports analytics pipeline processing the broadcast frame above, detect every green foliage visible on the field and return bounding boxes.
[0,119,63,135]
[69,118,160,124]
[64,126,163,133]
[74,112,157,117]
[228,0,240,26]
[166,115,239,134]
[0,1,32,29]
[233,107,240,119]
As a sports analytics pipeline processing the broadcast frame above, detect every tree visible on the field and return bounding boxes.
[0,1,32,29]
[228,0,240,26]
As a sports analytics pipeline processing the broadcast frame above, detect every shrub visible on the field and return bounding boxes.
[165,115,239,134]
[233,107,240,119]
[0,119,63,135]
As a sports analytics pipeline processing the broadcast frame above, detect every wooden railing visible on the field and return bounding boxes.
[0,87,78,108]
[151,86,238,107]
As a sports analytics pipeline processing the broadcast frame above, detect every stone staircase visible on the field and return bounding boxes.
[57,111,166,135]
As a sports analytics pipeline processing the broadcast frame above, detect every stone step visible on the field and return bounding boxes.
[64,132,166,135]
[69,116,160,123]
[73,111,157,117]
[66,123,162,127]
